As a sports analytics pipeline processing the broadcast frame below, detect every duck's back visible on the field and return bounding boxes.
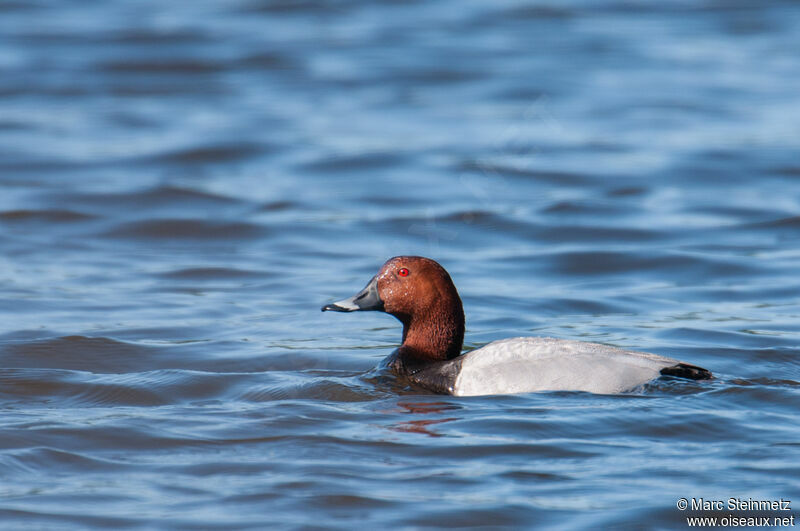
[453,337,693,396]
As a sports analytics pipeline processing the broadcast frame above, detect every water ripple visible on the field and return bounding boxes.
[104,219,266,242]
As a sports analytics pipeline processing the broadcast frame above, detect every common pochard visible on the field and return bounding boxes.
[322,256,711,396]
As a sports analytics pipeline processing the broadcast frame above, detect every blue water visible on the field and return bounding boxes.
[1,0,799,528]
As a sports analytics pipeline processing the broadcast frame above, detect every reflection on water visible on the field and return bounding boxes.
[387,401,461,437]
[1,0,800,528]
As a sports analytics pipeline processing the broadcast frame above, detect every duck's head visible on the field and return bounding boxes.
[322,256,465,360]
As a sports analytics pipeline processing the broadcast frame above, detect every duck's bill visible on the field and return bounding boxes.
[321,275,384,312]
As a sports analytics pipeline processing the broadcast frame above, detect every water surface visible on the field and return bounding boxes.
[1,0,799,528]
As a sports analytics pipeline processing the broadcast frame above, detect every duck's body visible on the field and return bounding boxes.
[389,337,708,396]
[322,256,711,396]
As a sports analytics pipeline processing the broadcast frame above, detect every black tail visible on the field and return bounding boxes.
[660,363,712,381]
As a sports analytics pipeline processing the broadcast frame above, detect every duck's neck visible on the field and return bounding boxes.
[398,299,464,363]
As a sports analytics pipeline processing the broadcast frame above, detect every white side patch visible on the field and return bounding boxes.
[453,337,676,396]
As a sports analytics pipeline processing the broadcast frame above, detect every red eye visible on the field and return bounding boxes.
[398,268,409,277]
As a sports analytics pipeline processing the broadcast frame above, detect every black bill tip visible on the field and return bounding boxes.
[321,303,354,312]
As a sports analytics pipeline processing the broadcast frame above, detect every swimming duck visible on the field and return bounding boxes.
[321,256,711,396]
